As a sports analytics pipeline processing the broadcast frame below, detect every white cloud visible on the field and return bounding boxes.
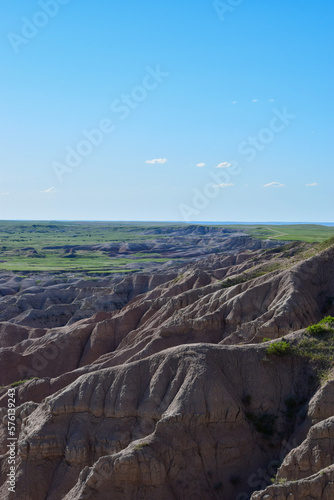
[145,158,168,164]
[40,187,56,193]
[213,183,234,188]
[263,182,285,188]
[232,101,237,104]
[196,162,205,167]
[216,162,231,169]
[306,182,319,187]
[252,99,258,102]
[0,192,9,196]
[268,98,275,102]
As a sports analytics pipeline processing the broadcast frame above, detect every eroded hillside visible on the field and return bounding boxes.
[1,238,334,499]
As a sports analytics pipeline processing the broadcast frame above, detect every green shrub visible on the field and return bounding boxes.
[271,477,288,485]
[10,377,38,387]
[133,441,150,451]
[306,324,327,336]
[318,316,334,327]
[294,316,334,381]
[265,341,292,356]
[221,277,239,288]
[306,317,334,336]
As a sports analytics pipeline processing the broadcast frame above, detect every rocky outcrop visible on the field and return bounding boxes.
[42,226,283,261]
[0,343,317,500]
[3,244,332,390]
[0,271,177,329]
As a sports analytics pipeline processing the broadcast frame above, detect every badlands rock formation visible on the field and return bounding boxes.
[41,226,282,262]
[1,239,334,499]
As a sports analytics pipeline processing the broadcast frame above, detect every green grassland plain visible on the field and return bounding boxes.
[0,221,173,273]
[0,221,333,273]
[228,224,334,242]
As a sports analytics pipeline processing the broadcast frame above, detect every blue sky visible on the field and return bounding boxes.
[0,0,333,222]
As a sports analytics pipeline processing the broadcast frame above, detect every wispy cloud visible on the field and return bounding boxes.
[40,187,56,193]
[213,183,234,188]
[306,182,319,187]
[268,98,275,102]
[196,162,205,167]
[0,192,9,196]
[263,182,285,188]
[232,101,237,104]
[145,158,168,165]
[252,99,258,102]
[216,162,231,169]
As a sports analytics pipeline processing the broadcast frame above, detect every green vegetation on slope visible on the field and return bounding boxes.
[264,317,334,381]
[265,340,293,356]
[296,317,334,375]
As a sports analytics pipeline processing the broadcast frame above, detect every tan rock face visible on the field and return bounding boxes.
[251,378,334,499]
[0,243,334,499]
[0,344,316,500]
[277,416,334,480]
[308,378,334,425]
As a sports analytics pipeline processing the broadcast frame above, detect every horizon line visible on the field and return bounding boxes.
[0,219,333,225]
